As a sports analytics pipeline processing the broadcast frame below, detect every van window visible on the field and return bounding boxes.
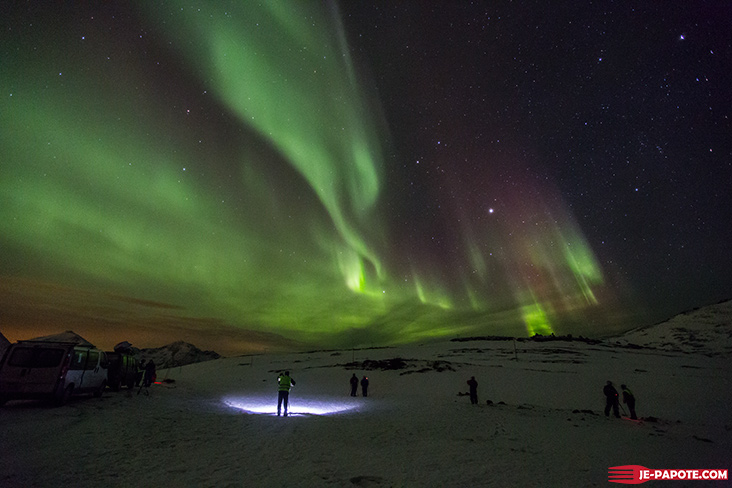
[8,347,64,368]
[88,351,99,368]
[69,350,88,370]
[8,347,34,367]
[36,348,65,367]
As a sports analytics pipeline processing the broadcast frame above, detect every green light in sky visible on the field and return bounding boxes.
[521,301,554,336]
[145,1,386,296]
[562,239,602,305]
[0,2,614,350]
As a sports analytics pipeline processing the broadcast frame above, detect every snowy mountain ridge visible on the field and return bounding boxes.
[134,297,732,366]
[617,298,732,355]
[137,340,221,368]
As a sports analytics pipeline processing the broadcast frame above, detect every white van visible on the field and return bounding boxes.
[0,341,108,406]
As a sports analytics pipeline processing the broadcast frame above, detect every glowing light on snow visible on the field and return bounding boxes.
[223,395,362,416]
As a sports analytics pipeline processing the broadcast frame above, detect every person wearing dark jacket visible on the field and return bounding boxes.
[621,384,637,419]
[360,376,369,397]
[603,380,620,418]
[349,374,358,397]
[143,360,156,387]
[467,376,479,404]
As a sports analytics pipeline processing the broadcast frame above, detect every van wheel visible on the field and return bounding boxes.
[0,396,8,406]
[56,385,73,406]
[93,380,106,398]
[126,379,135,390]
[111,379,122,392]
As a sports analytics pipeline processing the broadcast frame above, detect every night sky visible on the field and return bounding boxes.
[2,2,731,355]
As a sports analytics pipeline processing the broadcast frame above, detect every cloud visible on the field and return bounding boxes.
[0,276,299,356]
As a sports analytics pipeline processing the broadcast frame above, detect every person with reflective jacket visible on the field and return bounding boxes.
[277,371,296,416]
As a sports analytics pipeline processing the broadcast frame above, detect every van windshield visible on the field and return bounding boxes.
[8,347,65,368]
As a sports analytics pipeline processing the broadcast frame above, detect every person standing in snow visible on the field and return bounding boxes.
[350,373,359,397]
[136,359,146,387]
[277,371,296,416]
[621,384,637,419]
[360,375,369,397]
[603,380,620,418]
[467,376,479,404]
[143,359,156,387]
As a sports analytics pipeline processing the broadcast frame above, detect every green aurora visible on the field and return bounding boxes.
[1,3,618,353]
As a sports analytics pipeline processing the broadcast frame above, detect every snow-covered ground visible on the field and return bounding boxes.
[2,304,730,487]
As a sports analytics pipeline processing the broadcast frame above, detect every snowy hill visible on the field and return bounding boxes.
[2,334,729,486]
[617,299,732,355]
[137,340,221,368]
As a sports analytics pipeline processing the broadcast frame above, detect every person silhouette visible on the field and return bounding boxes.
[467,376,478,404]
[621,384,637,419]
[603,380,620,418]
[277,371,296,416]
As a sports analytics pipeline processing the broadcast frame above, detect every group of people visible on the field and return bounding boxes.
[274,370,638,421]
[603,380,637,419]
[273,371,371,417]
[349,373,369,397]
[464,376,638,420]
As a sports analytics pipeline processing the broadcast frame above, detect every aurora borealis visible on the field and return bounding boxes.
[2,2,730,355]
